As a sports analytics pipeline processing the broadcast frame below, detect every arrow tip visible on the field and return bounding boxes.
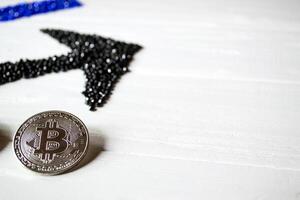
[42,29,143,111]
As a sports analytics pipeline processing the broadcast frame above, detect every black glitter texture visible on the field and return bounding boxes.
[0,29,142,111]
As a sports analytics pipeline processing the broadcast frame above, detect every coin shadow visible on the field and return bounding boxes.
[0,123,12,152]
[66,131,106,173]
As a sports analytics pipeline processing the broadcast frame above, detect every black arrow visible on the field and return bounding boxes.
[0,29,142,111]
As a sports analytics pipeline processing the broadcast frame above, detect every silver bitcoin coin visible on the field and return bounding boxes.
[13,110,89,175]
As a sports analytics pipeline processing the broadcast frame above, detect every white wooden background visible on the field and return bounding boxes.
[1,0,300,199]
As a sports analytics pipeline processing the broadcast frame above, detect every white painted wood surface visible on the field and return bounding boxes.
[1,0,300,199]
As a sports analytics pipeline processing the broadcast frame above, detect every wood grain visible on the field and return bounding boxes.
[0,0,300,199]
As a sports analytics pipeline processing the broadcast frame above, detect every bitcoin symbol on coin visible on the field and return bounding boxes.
[27,120,69,163]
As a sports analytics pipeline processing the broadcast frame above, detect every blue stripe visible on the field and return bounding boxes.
[0,0,82,22]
